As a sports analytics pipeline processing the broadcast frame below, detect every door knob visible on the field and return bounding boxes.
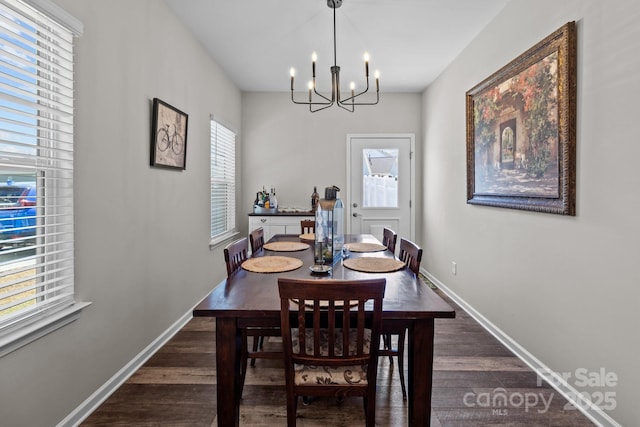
[352,212,361,217]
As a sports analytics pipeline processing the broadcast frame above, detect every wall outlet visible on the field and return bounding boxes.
[451,261,457,275]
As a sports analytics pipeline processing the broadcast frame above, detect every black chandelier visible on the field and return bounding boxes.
[289,0,380,113]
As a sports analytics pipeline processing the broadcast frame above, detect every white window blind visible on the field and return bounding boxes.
[0,0,78,353]
[210,118,236,243]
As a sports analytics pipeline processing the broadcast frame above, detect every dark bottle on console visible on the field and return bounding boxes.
[311,186,319,212]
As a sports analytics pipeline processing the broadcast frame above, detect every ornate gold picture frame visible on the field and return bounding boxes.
[466,22,576,215]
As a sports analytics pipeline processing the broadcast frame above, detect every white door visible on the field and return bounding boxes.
[346,134,415,246]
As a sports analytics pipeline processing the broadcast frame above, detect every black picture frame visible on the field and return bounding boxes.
[466,22,576,215]
[150,98,188,170]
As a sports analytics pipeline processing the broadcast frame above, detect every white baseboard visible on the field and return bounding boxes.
[423,270,621,427]
[57,311,193,427]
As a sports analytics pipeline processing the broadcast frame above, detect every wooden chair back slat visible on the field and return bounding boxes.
[301,220,315,234]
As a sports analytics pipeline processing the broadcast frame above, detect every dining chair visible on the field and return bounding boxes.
[382,227,397,255]
[223,237,248,277]
[223,237,280,396]
[379,237,423,400]
[300,219,315,234]
[278,277,386,427]
[398,237,423,275]
[249,226,265,255]
[380,228,397,363]
[248,226,278,367]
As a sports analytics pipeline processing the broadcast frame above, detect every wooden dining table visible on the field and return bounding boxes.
[193,234,455,426]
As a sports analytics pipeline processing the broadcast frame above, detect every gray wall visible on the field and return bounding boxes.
[0,1,241,426]
[241,92,422,236]
[422,0,639,425]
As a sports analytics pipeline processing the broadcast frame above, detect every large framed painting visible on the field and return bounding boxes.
[466,22,576,215]
[150,98,188,170]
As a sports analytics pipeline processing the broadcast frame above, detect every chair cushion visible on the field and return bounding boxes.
[292,328,371,386]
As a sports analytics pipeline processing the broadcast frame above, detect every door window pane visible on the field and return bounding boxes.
[362,148,398,208]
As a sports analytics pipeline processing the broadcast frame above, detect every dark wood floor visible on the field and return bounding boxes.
[81,280,595,426]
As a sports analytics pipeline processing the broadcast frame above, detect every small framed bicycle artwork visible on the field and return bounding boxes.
[150,98,188,170]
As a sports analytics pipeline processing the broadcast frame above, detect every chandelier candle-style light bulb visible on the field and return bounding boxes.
[289,0,380,113]
[312,52,317,76]
[290,68,295,91]
[364,52,370,76]
[375,70,380,92]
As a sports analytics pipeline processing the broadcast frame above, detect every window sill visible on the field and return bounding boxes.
[209,231,240,250]
[0,301,91,358]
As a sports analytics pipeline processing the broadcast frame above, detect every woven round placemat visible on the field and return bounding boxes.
[299,232,315,241]
[344,242,387,253]
[264,241,310,252]
[343,257,405,273]
[242,256,303,273]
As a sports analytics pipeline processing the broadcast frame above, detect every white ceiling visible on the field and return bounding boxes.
[163,0,510,93]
